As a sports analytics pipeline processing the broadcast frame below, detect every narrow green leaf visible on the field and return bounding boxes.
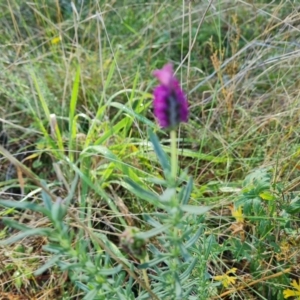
[0,200,50,216]
[41,182,52,210]
[180,177,193,205]
[98,264,123,276]
[75,282,90,293]
[111,102,156,128]
[64,174,79,206]
[185,226,203,248]
[135,224,171,240]
[161,145,230,163]
[30,71,64,153]
[43,244,65,254]
[180,258,198,281]
[204,235,217,258]
[51,201,67,222]
[148,129,170,177]
[34,256,61,276]
[124,179,162,207]
[138,255,168,269]
[159,188,176,202]
[104,52,117,90]
[143,215,163,228]
[1,218,32,231]
[123,70,140,136]
[82,290,97,300]
[84,99,106,147]
[83,145,116,161]
[116,292,128,300]
[30,70,50,119]
[179,243,191,261]
[180,205,210,215]
[175,273,182,297]
[94,118,128,145]
[69,65,81,162]
[0,228,52,245]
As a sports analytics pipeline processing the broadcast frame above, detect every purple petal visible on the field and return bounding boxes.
[153,63,174,87]
[152,63,189,128]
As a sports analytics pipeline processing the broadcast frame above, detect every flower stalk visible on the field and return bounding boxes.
[170,129,177,181]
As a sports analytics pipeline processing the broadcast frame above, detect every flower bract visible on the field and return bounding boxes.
[153,63,188,129]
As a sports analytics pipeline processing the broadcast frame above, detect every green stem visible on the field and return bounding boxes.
[170,130,177,181]
[141,253,150,289]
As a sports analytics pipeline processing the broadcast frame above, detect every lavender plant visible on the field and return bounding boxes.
[0,63,211,299]
[124,63,211,298]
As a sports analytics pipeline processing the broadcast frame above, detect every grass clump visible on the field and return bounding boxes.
[0,0,300,299]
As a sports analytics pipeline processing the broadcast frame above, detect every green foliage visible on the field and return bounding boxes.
[0,130,211,299]
[1,0,300,299]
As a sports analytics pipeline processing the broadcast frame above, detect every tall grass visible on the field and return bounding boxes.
[0,0,300,299]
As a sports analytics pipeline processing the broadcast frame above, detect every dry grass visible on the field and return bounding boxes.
[0,0,300,299]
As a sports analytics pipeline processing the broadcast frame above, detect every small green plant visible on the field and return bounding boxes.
[210,167,300,299]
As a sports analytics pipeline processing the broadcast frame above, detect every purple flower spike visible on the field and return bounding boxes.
[153,63,188,129]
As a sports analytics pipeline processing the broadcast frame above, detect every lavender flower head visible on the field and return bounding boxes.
[153,63,188,129]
